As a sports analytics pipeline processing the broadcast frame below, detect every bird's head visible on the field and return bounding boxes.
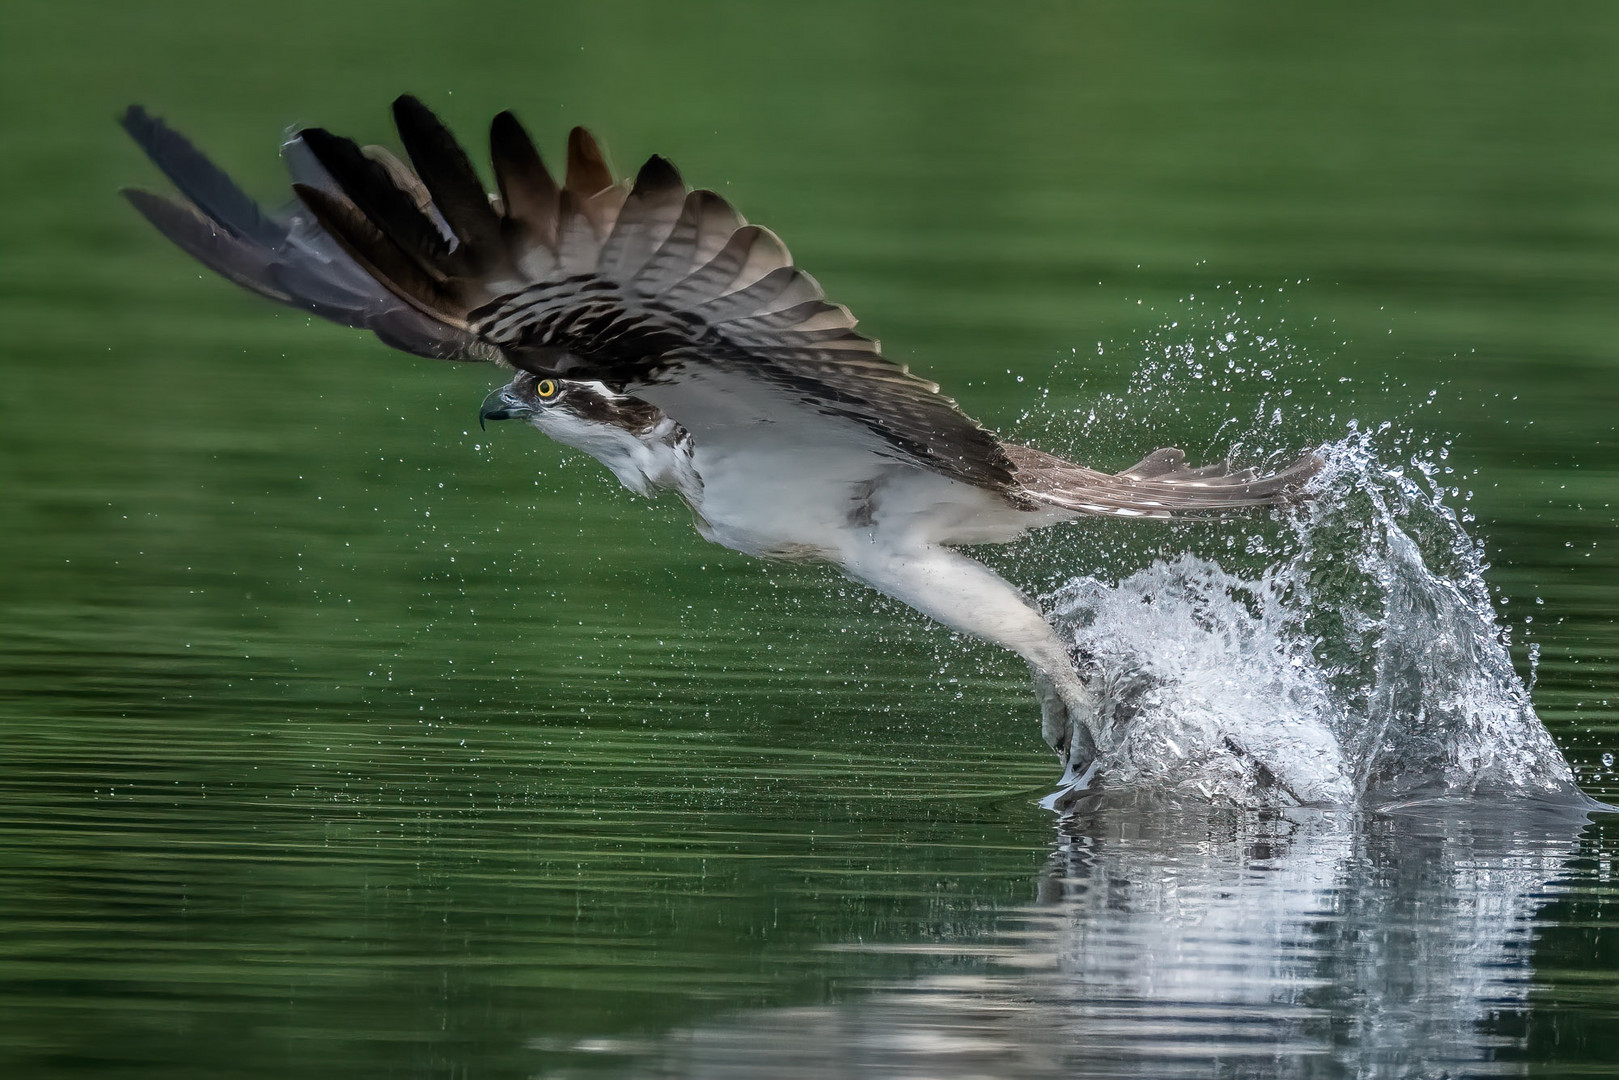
[479,372,662,432]
[478,373,671,494]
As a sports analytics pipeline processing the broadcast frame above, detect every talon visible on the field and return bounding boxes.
[1066,720,1098,775]
[1058,756,1100,792]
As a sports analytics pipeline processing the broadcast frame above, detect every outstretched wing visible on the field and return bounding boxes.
[123,100,1326,511]
[124,102,1007,485]
[261,96,1017,493]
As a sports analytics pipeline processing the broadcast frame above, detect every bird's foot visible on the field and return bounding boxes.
[1056,752,1100,793]
[1038,748,1102,812]
[1036,679,1101,791]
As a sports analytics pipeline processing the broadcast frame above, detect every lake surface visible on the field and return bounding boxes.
[3,2,1617,1076]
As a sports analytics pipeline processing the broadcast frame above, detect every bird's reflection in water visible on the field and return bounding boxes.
[552,804,1593,1079]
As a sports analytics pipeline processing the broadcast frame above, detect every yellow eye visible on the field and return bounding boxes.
[535,379,559,400]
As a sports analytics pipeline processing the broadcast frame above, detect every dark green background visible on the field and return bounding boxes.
[2,2,1616,1076]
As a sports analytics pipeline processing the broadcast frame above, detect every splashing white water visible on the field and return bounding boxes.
[1048,432,1582,808]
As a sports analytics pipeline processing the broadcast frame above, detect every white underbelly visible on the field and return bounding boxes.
[683,443,1041,559]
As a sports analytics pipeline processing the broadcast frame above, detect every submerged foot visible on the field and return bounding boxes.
[1060,721,1099,788]
[1032,665,1102,774]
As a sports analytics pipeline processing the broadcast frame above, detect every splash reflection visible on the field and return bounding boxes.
[565,805,1590,1079]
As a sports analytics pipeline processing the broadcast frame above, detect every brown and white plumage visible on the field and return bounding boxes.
[121,95,1321,788]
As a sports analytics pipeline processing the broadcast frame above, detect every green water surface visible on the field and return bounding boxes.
[3,2,1617,1076]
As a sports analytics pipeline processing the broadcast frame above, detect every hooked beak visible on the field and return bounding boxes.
[479,386,532,430]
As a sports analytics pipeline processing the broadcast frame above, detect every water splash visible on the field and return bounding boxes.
[1048,432,1585,809]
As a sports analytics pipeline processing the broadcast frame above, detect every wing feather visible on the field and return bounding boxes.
[121,105,488,361]
[565,126,616,201]
[597,156,687,280]
[120,105,286,249]
[133,98,1325,498]
[489,110,561,255]
[297,127,467,289]
[390,95,505,257]
[290,183,469,325]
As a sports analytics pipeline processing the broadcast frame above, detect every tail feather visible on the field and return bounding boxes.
[1009,443,1323,519]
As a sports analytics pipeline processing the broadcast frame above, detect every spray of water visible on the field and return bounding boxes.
[1025,290,1589,809]
[1052,434,1582,807]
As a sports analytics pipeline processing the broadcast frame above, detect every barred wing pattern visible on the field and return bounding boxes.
[284,97,1021,494]
[121,96,1319,515]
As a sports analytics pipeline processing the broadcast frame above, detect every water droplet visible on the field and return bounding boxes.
[1603,752,1614,770]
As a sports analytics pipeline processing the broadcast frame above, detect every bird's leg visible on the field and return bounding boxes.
[837,541,1102,778]
[1029,665,1100,784]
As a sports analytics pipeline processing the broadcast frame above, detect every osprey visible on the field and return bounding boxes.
[120,96,1318,790]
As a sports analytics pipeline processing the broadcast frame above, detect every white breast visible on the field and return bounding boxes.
[528,411,695,498]
[536,404,1039,560]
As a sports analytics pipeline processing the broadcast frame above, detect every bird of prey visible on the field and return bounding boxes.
[120,96,1319,790]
